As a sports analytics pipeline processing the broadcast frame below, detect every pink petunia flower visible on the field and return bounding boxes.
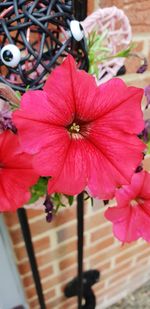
[105,171,150,243]
[0,131,39,211]
[13,55,145,199]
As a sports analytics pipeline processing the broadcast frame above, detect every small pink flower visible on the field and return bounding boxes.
[13,55,145,199]
[105,171,150,243]
[0,131,39,211]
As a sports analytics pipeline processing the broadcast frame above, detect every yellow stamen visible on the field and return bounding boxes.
[69,122,80,133]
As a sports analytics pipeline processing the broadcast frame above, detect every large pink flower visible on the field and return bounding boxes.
[105,171,150,243]
[0,131,39,211]
[13,55,145,199]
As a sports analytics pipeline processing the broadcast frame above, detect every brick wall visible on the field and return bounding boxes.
[3,1,150,308]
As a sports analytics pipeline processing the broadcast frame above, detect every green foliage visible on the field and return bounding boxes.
[87,29,110,77]
[147,141,150,154]
[113,43,135,58]
[87,29,135,78]
[28,176,75,211]
[15,91,21,99]
[28,177,48,204]
[52,193,74,213]
[25,85,30,91]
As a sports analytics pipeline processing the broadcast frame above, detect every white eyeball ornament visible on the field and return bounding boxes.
[70,20,84,41]
[0,44,21,68]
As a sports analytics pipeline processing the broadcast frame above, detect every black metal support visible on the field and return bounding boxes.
[64,270,100,308]
[17,208,46,309]
[73,0,88,21]
[77,192,84,308]
[74,2,88,308]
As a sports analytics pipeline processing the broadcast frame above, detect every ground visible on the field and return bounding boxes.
[108,281,150,309]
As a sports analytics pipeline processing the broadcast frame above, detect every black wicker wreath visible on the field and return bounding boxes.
[0,0,88,92]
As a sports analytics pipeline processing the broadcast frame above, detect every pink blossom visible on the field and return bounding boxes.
[105,171,150,243]
[0,131,39,211]
[13,55,145,199]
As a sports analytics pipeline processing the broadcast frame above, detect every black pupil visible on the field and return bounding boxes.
[3,50,13,62]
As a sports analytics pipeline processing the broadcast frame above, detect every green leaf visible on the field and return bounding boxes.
[147,141,150,154]
[28,177,48,204]
[15,91,21,99]
[68,195,74,206]
[25,85,30,91]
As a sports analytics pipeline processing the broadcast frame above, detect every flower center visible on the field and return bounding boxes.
[130,198,144,207]
[130,200,138,207]
[69,122,80,134]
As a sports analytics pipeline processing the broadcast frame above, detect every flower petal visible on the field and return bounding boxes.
[95,81,144,133]
[105,205,130,222]
[32,129,71,176]
[0,131,39,211]
[113,207,140,243]
[45,55,98,122]
[116,172,145,206]
[140,171,150,199]
[14,88,74,127]
[85,120,145,188]
[92,78,144,131]
[48,138,88,195]
[105,206,140,243]
[0,170,33,211]
[14,112,70,154]
[136,204,150,242]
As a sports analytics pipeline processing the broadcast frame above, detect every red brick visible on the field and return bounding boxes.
[44,288,56,301]
[15,245,28,261]
[60,296,77,309]
[18,261,31,275]
[25,286,37,299]
[57,224,76,243]
[21,264,53,288]
[42,267,76,291]
[37,240,77,267]
[108,264,132,285]
[29,218,51,237]
[4,212,19,227]
[85,212,107,230]
[86,236,115,257]
[52,206,76,227]
[100,0,150,32]
[34,236,50,253]
[59,255,77,270]
[39,265,53,279]
[115,243,149,263]
[28,297,39,307]
[88,243,121,265]
[90,225,112,242]
[9,228,24,245]
[88,1,95,14]
[23,275,34,287]
[29,207,77,238]
[27,208,44,220]
[46,296,65,309]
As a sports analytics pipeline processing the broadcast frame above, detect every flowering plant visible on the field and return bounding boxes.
[0,53,149,243]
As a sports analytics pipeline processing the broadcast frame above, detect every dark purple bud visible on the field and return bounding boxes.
[141,119,150,142]
[136,58,148,74]
[43,194,53,212]
[135,165,143,173]
[144,85,150,108]
[46,212,53,223]
[143,152,146,159]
